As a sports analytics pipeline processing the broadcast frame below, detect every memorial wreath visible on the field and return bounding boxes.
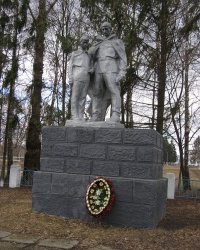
[85,176,115,218]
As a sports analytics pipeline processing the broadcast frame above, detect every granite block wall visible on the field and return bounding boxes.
[32,126,167,228]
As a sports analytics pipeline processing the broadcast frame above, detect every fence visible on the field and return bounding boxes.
[21,170,35,186]
[175,178,200,199]
[0,169,36,187]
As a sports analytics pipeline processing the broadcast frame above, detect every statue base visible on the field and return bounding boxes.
[32,126,167,228]
[65,120,124,128]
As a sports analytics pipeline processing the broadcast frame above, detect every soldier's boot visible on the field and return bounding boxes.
[106,112,120,123]
[89,112,102,122]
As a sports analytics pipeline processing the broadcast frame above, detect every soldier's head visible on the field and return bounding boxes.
[100,22,112,37]
[80,35,89,50]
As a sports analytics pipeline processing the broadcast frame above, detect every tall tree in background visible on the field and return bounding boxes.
[156,0,169,134]
[44,0,77,125]
[0,0,29,185]
[24,0,58,170]
[0,1,11,146]
[190,136,200,165]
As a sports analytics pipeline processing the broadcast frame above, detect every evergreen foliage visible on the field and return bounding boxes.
[163,137,177,163]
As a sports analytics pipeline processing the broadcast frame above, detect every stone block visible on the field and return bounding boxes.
[120,163,161,179]
[32,171,52,194]
[111,178,133,202]
[157,149,163,163]
[42,126,66,141]
[68,127,95,143]
[154,164,163,178]
[132,179,167,206]
[80,144,106,159]
[54,144,78,157]
[92,161,120,177]
[137,147,158,163]
[109,201,159,228]
[65,159,92,174]
[108,146,136,161]
[40,158,65,173]
[33,194,91,220]
[51,173,89,197]
[41,143,54,157]
[33,126,166,229]
[95,129,122,144]
[123,129,157,145]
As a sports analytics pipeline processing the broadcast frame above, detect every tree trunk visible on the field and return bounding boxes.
[7,0,19,178]
[48,39,59,125]
[24,0,47,170]
[61,52,67,125]
[183,9,191,190]
[156,0,168,134]
[0,1,19,184]
[24,0,58,169]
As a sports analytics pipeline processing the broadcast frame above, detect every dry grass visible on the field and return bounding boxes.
[0,187,200,250]
[163,165,200,178]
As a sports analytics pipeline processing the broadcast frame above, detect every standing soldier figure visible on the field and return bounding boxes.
[89,22,127,122]
[68,35,92,121]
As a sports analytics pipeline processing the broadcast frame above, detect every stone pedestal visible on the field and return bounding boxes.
[32,126,167,228]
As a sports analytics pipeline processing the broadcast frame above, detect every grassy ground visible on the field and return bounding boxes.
[0,186,200,250]
[163,165,200,179]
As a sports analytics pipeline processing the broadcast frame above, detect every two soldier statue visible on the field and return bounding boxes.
[68,22,127,123]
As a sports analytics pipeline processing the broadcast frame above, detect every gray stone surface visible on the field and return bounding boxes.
[38,239,79,249]
[137,147,159,163]
[95,129,122,144]
[92,161,120,176]
[88,246,114,250]
[51,174,89,197]
[80,144,106,159]
[32,194,91,220]
[108,145,136,161]
[65,120,124,128]
[120,163,162,179]
[42,126,66,141]
[32,172,52,194]
[68,127,95,143]
[41,143,54,157]
[2,234,39,244]
[40,158,65,172]
[132,178,167,206]
[33,126,167,228]
[0,241,26,249]
[54,144,78,157]
[0,231,12,238]
[109,201,159,228]
[112,178,133,202]
[65,159,92,174]
[0,233,117,250]
[123,129,157,145]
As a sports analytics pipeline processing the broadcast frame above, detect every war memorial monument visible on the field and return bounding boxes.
[32,22,167,228]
